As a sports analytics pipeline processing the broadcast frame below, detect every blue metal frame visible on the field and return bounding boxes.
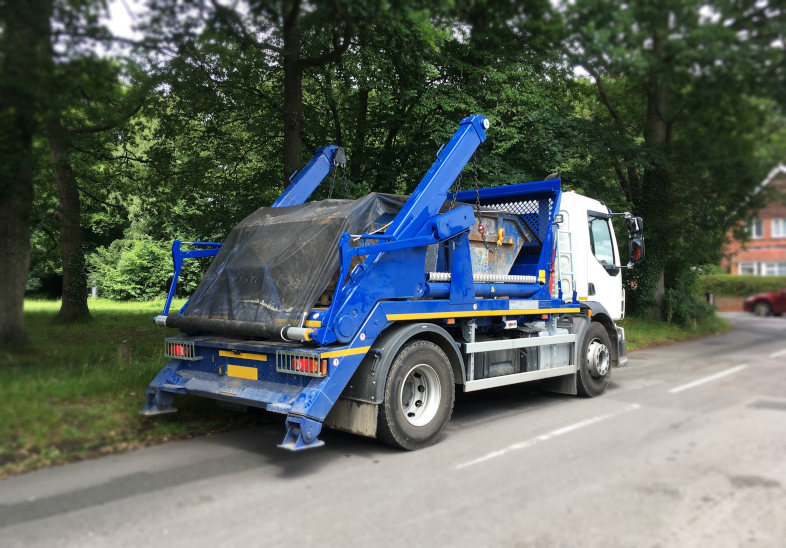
[162,240,222,316]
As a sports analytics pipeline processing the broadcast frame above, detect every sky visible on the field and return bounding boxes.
[104,0,143,42]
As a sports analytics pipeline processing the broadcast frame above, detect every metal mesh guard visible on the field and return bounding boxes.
[485,198,554,241]
[276,350,326,377]
[164,339,200,361]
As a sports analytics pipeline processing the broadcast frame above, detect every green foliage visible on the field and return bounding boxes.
[699,275,786,297]
[565,0,786,316]
[88,239,208,301]
[663,272,714,327]
[89,239,169,300]
[697,264,727,276]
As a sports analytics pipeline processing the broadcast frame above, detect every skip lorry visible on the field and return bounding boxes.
[143,115,645,450]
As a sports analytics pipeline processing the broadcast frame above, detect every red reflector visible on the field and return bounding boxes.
[173,344,183,356]
[292,357,313,372]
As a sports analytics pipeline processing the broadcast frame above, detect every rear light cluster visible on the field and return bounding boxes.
[164,340,199,361]
[276,351,327,377]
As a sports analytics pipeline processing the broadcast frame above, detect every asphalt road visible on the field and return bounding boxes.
[2,312,785,547]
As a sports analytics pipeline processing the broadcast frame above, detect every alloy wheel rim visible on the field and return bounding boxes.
[586,338,610,377]
[399,363,441,426]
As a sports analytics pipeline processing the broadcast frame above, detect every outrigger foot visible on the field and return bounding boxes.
[140,388,178,416]
[278,416,325,451]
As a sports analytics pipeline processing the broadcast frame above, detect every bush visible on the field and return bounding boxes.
[89,239,209,301]
[664,271,714,327]
[699,274,786,297]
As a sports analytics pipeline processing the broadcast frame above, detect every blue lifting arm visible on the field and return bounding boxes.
[385,115,488,240]
[271,145,346,207]
[314,115,489,345]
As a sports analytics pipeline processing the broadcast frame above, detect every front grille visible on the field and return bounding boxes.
[276,350,326,377]
[164,339,201,361]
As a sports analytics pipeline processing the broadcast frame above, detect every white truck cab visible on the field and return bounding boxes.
[557,192,643,321]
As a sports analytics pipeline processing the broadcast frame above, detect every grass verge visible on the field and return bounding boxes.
[1,301,731,478]
[0,299,260,479]
[619,314,731,352]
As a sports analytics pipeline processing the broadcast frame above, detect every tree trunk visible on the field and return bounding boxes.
[639,16,671,319]
[354,87,369,181]
[0,0,50,343]
[0,149,34,343]
[281,0,303,183]
[46,120,91,322]
[321,71,342,146]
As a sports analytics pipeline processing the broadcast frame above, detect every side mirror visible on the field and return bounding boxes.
[628,236,645,266]
[626,216,643,237]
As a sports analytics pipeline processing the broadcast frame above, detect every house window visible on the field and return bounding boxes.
[738,262,755,275]
[772,218,786,238]
[749,219,763,239]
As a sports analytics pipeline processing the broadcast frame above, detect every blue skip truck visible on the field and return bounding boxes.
[143,115,645,450]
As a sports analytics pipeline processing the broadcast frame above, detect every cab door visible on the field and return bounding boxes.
[586,211,623,320]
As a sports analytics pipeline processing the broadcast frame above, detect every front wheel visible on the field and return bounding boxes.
[754,301,771,317]
[577,322,612,397]
[377,340,455,450]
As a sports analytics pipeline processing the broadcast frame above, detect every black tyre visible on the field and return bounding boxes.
[576,322,612,398]
[754,301,771,317]
[377,340,455,450]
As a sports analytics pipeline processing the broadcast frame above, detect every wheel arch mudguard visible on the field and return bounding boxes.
[341,322,465,405]
[581,301,622,366]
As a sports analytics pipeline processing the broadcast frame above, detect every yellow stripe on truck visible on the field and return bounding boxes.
[227,364,258,380]
[386,308,580,321]
[320,346,371,359]
[219,350,267,362]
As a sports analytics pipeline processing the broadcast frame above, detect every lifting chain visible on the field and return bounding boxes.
[342,163,350,199]
[472,153,501,253]
[327,162,350,200]
[327,166,337,199]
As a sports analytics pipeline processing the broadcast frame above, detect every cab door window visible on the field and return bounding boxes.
[588,216,615,266]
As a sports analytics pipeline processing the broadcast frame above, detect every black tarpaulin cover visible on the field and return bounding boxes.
[179,193,406,331]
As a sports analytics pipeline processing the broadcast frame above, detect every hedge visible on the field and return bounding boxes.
[699,275,786,297]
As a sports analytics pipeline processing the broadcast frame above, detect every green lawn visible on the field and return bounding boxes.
[0,299,258,478]
[1,299,729,478]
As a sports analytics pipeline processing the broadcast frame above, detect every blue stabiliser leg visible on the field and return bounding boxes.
[140,363,179,416]
[278,417,326,451]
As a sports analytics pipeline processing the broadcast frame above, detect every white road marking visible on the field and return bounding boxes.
[769,348,786,359]
[668,364,748,394]
[455,403,641,470]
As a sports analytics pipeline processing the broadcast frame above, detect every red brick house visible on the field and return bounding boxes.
[724,164,786,275]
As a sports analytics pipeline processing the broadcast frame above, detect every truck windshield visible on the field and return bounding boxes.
[588,216,615,265]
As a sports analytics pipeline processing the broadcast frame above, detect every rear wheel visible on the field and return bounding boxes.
[377,340,455,450]
[577,322,612,397]
[754,301,771,317]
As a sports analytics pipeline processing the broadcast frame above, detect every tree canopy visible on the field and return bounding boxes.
[1,0,784,340]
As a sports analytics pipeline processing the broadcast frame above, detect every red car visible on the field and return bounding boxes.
[743,287,786,316]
